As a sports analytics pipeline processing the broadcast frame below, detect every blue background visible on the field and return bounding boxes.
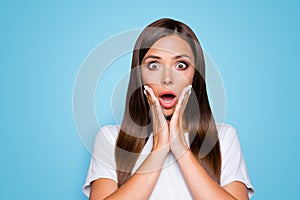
[1,0,299,199]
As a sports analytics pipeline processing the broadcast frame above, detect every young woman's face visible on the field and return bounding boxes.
[141,35,195,117]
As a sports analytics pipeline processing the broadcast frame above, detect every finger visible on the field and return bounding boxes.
[144,85,159,106]
[174,85,190,115]
[144,85,154,105]
[144,86,160,120]
[144,91,152,107]
[180,85,192,117]
[171,85,192,126]
[179,85,192,129]
[145,86,164,117]
[178,85,191,108]
[144,85,159,128]
[144,85,167,129]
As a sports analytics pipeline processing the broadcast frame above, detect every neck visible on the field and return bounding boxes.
[165,115,188,132]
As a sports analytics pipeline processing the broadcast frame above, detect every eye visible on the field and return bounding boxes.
[175,61,188,70]
[148,62,160,70]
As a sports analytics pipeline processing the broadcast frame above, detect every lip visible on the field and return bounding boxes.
[158,90,177,109]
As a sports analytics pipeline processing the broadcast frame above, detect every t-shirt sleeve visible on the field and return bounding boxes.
[219,125,255,198]
[82,126,118,197]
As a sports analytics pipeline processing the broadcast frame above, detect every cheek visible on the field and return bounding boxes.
[146,83,160,97]
[175,69,194,87]
[186,67,195,84]
[141,70,161,85]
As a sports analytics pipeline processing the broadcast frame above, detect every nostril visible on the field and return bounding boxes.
[162,67,174,85]
[163,79,172,85]
[162,76,173,85]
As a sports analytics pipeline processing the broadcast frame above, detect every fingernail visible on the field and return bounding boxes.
[144,86,150,93]
[179,93,184,103]
[143,89,147,95]
[187,85,192,94]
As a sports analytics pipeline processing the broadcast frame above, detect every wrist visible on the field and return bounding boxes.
[151,145,170,155]
[170,131,189,158]
[170,142,189,159]
[137,147,169,174]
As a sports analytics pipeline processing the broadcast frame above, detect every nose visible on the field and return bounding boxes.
[161,66,173,85]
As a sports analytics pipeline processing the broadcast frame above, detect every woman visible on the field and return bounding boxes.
[83,18,254,199]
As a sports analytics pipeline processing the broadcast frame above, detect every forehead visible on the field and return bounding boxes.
[146,35,195,61]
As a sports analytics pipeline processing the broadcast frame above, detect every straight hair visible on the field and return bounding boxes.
[115,18,221,187]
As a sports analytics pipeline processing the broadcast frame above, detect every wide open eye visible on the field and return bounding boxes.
[148,62,160,70]
[175,62,188,70]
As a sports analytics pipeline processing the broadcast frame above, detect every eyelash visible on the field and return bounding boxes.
[147,62,160,70]
[146,61,190,71]
[175,61,189,70]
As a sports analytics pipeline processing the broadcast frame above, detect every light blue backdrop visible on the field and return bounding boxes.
[1,0,299,199]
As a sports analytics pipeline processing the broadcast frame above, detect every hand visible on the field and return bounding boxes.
[144,85,170,153]
[169,85,192,158]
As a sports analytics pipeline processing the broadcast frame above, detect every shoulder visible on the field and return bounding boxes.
[94,125,121,145]
[215,123,243,166]
[216,123,255,197]
[216,122,237,134]
[215,123,240,149]
[216,123,238,139]
[98,125,121,137]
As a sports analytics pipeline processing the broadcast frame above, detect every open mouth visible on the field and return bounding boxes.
[160,94,176,102]
[158,91,177,109]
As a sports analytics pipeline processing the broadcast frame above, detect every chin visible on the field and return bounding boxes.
[162,108,175,117]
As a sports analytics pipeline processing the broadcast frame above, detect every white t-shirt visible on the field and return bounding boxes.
[83,123,254,199]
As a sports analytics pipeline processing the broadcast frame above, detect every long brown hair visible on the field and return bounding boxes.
[115,18,221,187]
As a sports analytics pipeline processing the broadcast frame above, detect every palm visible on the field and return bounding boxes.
[169,85,191,158]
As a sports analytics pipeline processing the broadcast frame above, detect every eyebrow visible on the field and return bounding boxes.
[143,54,192,61]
